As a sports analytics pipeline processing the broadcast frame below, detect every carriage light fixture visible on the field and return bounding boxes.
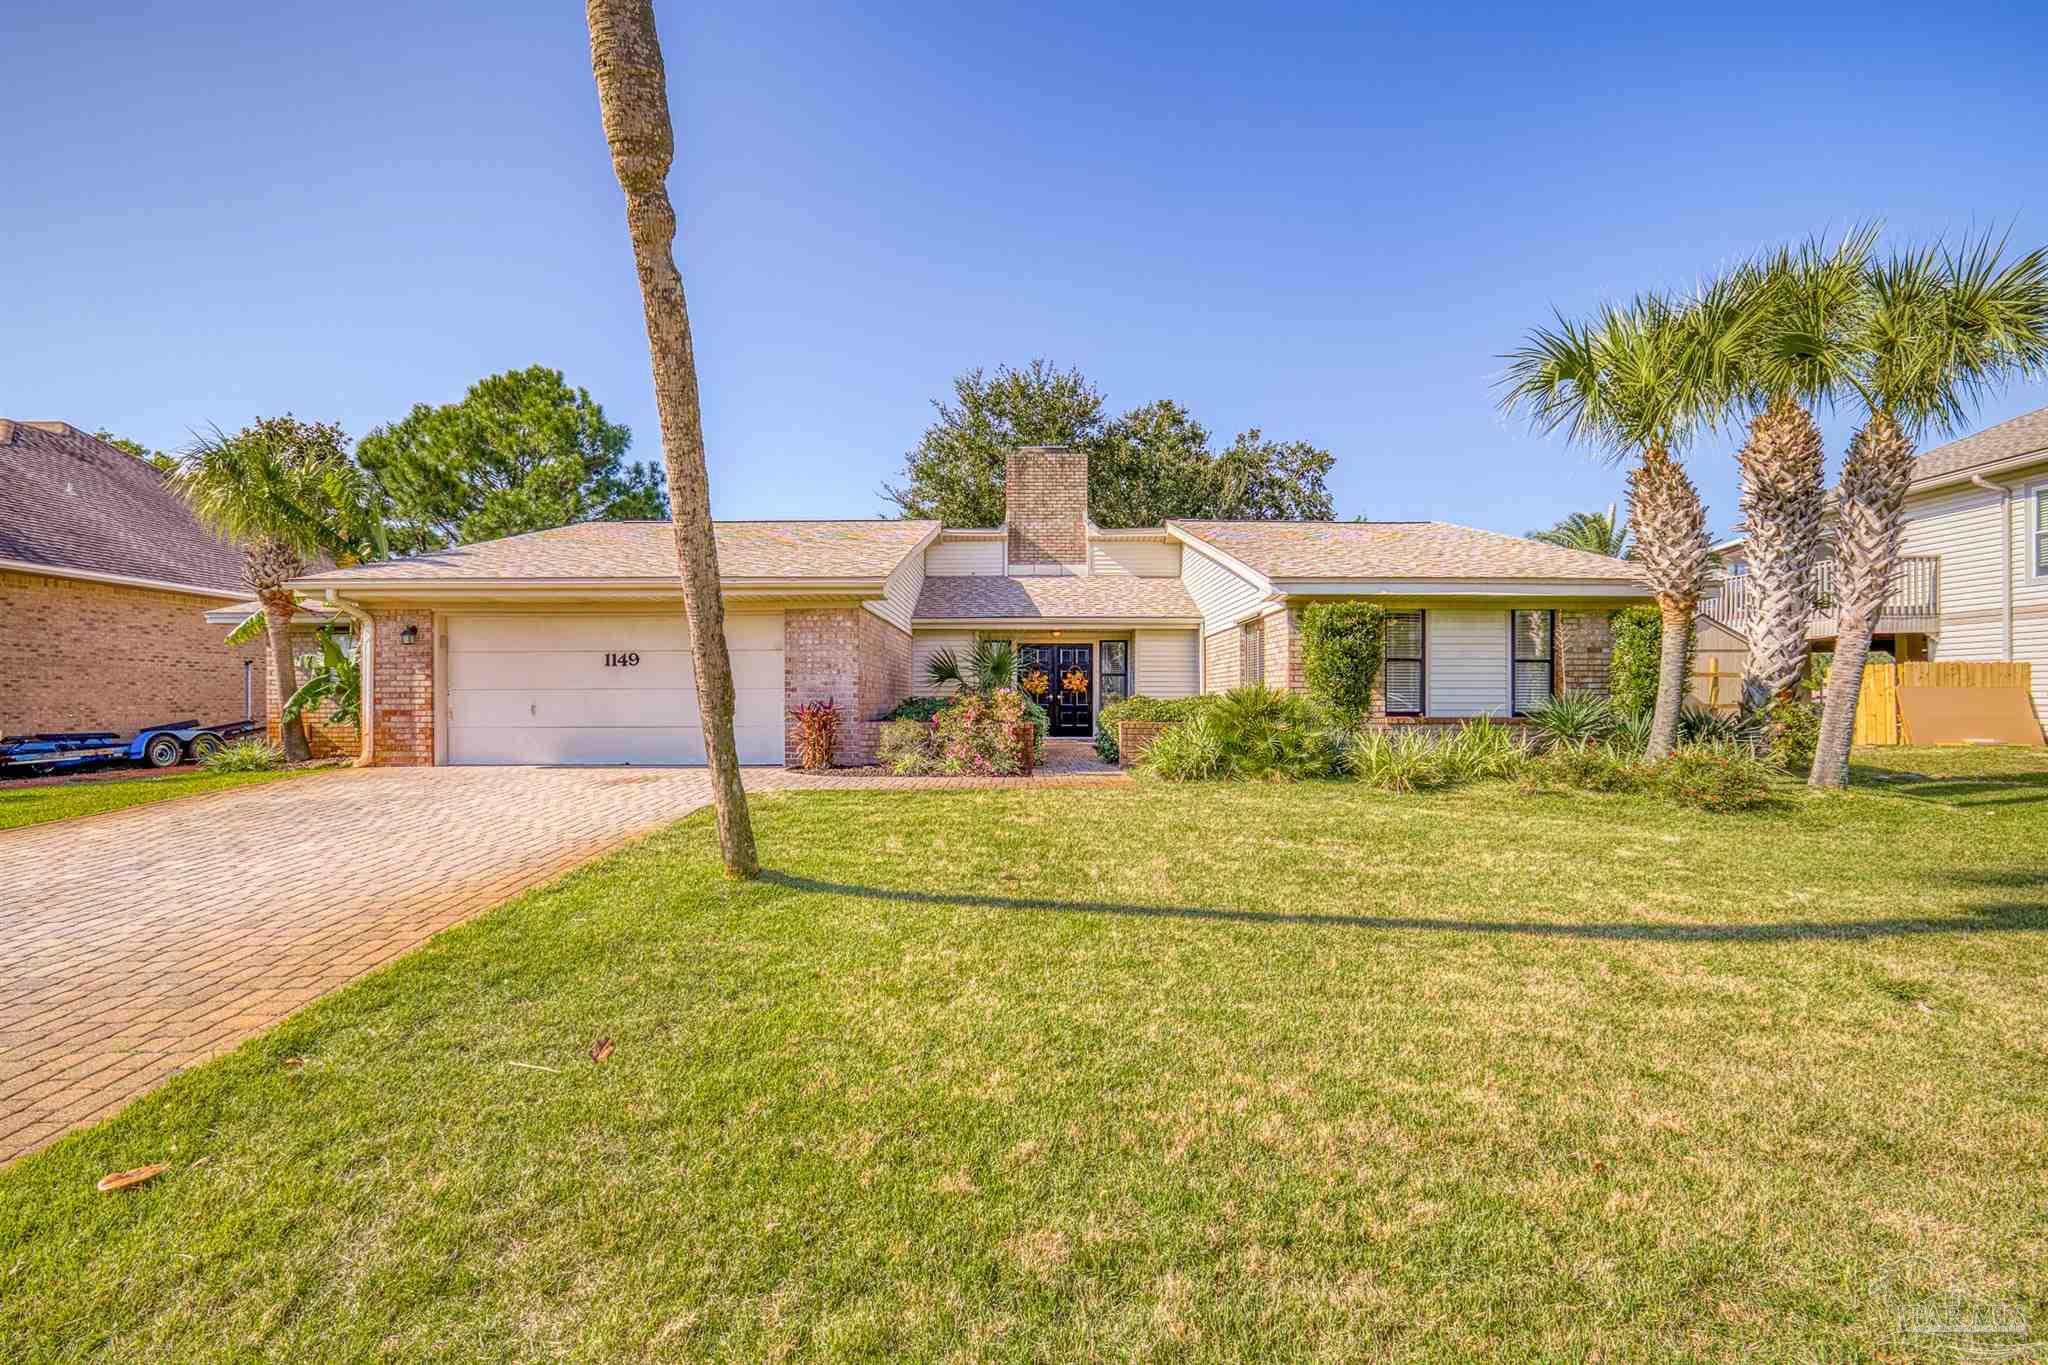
[399,625,419,645]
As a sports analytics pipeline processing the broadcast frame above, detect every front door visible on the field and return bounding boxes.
[1021,644,1094,736]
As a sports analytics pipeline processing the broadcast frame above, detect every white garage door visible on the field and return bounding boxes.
[446,613,784,765]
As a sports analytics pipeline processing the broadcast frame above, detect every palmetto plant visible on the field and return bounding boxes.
[175,417,385,763]
[588,0,758,876]
[1501,285,1743,759]
[924,640,1020,695]
[1527,505,1629,557]
[1808,237,2048,787]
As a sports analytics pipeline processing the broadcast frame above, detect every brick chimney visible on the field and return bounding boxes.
[1005,445,1089,572]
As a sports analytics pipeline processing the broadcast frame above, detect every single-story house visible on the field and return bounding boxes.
[283,446,1649,766]
[1,419,264,739]
[1703,402,2048,721]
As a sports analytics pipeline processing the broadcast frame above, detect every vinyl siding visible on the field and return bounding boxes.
[924,536,1004,576]
[910,629,974,698]
[1089,539,1181,577]
[1425,609,1510,717]
[864,541,926,633]
[1133,628,1200,699]
[1179,540,1267,634]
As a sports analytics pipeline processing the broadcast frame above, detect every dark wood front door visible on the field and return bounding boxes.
[1021,644,1094,736]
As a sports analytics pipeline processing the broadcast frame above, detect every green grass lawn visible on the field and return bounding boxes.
[5,748,2047,1361]
[0,766,304,832]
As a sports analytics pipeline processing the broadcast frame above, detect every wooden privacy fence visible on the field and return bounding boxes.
[1853,661,2033,745]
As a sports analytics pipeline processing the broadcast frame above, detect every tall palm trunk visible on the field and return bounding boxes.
[1810,413,1914,788]
[260,593,310,761]
[1736,398,1827,707]
[587,0,757,878]
[1627,446,1709,760]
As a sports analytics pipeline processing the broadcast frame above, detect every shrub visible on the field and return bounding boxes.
[1519,740,1643,795]
[890,689,1029,776]
[1766,694,1820,776]
[1299,602,1386,723]
[877,719,933,773]
[1523,691,1614,751]
[1019,696,1051,742]
[1136,686,1337,781]
[788,697,841,771]
[1608,605,1693,719]
[1138,712,1227,781]
[1653,744,1773,812]
[1094,694,1218,764]
[201,738,284,773]
[1342,730,1446,793]
[882,697,948,724]
[1432,718,1527,783]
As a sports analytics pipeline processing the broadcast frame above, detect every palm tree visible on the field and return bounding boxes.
[1730,233,1870,709]
[175,417,383,763]
[587,0,757,877]
[924,640,1020,695]
[1809,238,2048,787]
[1501,285,1745,758]
[1527,505,1628,557]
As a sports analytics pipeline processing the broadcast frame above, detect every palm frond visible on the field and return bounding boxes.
[223,611,266,647]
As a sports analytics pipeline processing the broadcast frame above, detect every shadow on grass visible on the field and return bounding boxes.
[759,872,2048,944]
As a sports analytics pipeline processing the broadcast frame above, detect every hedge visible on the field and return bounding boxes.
[1299,601,1386,722]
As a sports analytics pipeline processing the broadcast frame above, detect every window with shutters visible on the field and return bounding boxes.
[1384,612,1424,716]
[1512,609,1554,715]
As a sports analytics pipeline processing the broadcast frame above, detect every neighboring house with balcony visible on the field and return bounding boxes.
[278,445,1649,767]
[1,419,264,739]
[1702,402,2048,719]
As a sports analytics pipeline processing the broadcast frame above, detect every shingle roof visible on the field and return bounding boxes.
[914,575,1202,620]
[1910,403,2048,486]
[1170,520,1644,583]
[295,519,939,584]
[0,420,245,594]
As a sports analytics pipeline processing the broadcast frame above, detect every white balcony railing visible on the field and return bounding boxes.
[1701,556,1938,632]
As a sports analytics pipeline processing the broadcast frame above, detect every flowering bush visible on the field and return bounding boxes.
[888,689,1029,776]
[1652,744,1773,811]
[788,697,842,771]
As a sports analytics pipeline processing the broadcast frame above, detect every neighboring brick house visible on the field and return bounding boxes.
[0,420,263,740]
[286,445,1649,767]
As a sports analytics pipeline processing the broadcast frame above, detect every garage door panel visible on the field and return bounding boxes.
[448,614,695,653]
[447,649,694,694]
[445,612,784,766]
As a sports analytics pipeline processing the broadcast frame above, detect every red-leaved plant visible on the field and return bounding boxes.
[789,698,842,771]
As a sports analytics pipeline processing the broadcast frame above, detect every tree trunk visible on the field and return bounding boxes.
[262,593,311,762]
[587,0,757,878]
[1645,598,1692,761]
[1736,399,1825,708]
[1626,446,1710,761]
[1811,413,1915,788]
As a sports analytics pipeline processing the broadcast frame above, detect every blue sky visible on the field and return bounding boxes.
[6,1,2047,539]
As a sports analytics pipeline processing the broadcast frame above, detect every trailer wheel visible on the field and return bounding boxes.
[188,733,223,762]
[144,735,184,768]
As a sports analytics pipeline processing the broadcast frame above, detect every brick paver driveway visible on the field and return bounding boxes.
[0,764,825,1164]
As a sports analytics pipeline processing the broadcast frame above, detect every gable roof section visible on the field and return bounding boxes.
[1169,520,1642,584]
[1909,404,2048,487]
[0,420,245,595]
[293,519,940,587]
[914,575,1201,621]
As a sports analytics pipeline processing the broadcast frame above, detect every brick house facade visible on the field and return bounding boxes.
[287,445,1647,769]
[1,421,260,741]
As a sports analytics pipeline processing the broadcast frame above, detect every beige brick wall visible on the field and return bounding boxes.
[372,610,435,766]
[1004,447,1088,567]
[1559,609,1614,695]
[1203,628,1238,694]
[1261,608,1304,692]
[785,606,869,766]
[0,569,263,738]
[264,623,361,759]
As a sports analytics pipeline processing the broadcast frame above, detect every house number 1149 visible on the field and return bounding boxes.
[604,652,641,668]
